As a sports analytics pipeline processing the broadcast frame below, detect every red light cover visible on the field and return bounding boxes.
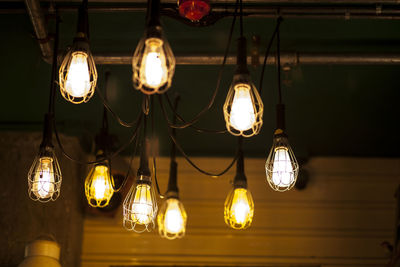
[178,0,210,21]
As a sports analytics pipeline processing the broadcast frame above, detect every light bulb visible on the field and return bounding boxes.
[223,78,263,137]
[141,38,168,89]
[59,45,97,104]
[84,164,114,208]
[158,198,187,239]
[32,157,54,199]
[65,52,91,98]
[28,148,62,202]
[229,83,256,131]
[224,188,254,230]
[132,34,175,94]
[265,134,299,192]
[123,178,158,232]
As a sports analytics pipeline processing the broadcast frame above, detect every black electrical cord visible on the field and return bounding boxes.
[239,0,243,37]
[165,0,240,130]
[150,96,164,198]
[163,93,227,134]
[158,95,238,177]
[258,17,282,95]
[276,18,283,105]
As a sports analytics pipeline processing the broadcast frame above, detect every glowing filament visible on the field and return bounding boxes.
[140,38,168,88]
[229,84,256,131]
[163,198,185,234]
[224,188,254,229]
[131,184,154,225]
[32,157,54,199]
[65,52,91,98]
[85,165,114,207]
[271,147,295,187]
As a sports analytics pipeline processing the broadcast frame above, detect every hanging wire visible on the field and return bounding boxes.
[164,0,240,130]
[239,0,244,38]
[95,85,140,128]
[163,93,227,134]
[53,112,143,165]
[158,95,238,177]
[276,17,283,105]
[48,10,59,116]
[258,17,283,95]
[150,96,164,198]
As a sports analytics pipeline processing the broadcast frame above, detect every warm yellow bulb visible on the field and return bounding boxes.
[271,146,295,188]
[140,38,168,89]
[85,165,114,207]
[224,188,254,229]
[131,184,155,225]
[158,198,187,239]
[65,51,91,98]
[32,157,55,199]
[229,83,256,131]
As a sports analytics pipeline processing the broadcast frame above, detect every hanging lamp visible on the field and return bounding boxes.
[265,19,299,192]
[123,114,158,233]
[84,73,115,208]
[132,0,175,95]
[157,97,187,239]
[59,0,97,104]
[223,0,263,137]
[224,137,254,229]
[28,16,62,203]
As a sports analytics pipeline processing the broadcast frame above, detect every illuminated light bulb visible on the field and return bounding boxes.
[224,187,254,230]
[132,34,175,95]
[265,132,299,192]
[229,83,256,131]
[141,38,168,88]
[32,157,54,199]
[65,52,91,98]
[84,164,114,208]
[123,176,158,233]
[59,41,97,104]
[223,78,263,137]
[158,198,187,239]
[28,147,62,202]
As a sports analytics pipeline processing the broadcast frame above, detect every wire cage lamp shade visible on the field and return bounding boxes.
[84,162,114,208]
[224,187,254,229]
[59,40,98,104]
[132,32,175,95]
[123,175,158,233]
[157,197,187,239]
[28,146,62,202]
[223,75,263,137]
[265,131,299,192]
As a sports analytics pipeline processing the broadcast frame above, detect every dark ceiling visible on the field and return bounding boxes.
[1,0,400,161]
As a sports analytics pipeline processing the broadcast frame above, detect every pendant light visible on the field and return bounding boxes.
[223,0,263,137]
[28,16,62,203]
[84,74,115,208]
[265,19,299,192]
[132,0,176,95]
[157,97,187,239]
[123,114,158,233]
[59,0,97,104]
[224,137,254,230]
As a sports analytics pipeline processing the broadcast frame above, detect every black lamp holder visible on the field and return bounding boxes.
[137,114,151,184]
[40,13,59,151]
[235,37,249,76]
[166,96,180,199]
[146,0,163,39]
[233,137,247,189]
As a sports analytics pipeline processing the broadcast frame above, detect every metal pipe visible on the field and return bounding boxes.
[92,52,400,65]
[24,0,52,62]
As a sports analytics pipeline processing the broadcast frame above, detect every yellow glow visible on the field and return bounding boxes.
[32,157,55,199]
[224,188,254,229]
[140,38,168,88]
[65,52,91,98]
[271,146,294,187]
[85,165,114,207]
[164,198,186,234]
[131,184,154,225]
[229,83,256,131]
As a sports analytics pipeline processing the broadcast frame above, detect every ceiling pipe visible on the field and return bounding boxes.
[92,52,400,65]
[24,0,53,62]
